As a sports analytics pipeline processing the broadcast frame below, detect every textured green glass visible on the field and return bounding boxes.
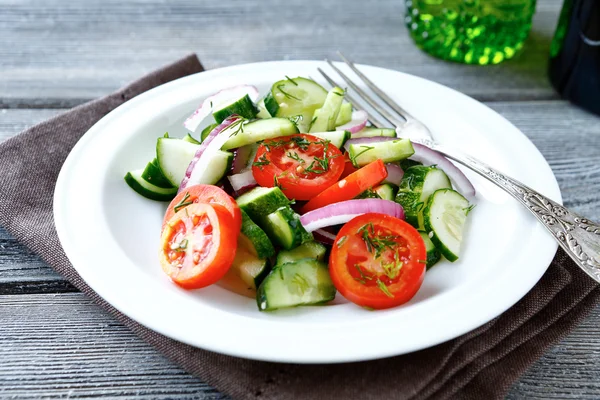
[405,0,537,65]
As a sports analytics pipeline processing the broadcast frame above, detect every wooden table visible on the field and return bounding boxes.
[1,1,600,398]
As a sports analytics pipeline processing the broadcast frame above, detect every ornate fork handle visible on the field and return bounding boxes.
[417,138,600,283]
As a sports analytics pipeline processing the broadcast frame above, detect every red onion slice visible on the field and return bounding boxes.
[179,115,241,191]
[183,85,259,133]
[227,169,258,195]
[300,199,405,232]
[411,143,476,199]
[335,110,368,134]
[313,229,337,245]
[231,144,256,174]
[383,163,404,186]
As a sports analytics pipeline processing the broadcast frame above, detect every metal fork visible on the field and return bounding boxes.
[319,52,600,284]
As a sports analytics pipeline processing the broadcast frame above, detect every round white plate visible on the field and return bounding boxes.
[54,61,560,364]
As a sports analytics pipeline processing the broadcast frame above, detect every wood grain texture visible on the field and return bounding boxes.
[0,293,598,399]
[0,0,562,104]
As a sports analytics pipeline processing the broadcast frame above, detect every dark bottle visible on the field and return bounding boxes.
[549,0,600,116]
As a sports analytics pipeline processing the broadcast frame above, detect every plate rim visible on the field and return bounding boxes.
[54,60,560,363]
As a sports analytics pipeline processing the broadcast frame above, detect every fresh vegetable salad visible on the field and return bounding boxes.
[124,76,476,311]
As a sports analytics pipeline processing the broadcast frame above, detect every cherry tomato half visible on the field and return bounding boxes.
[251,134,344,200]
[162,184,241,233]
[329,213,427,309]
[160,203,238,289]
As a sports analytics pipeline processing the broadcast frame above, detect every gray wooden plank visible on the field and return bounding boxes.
[0,292,598,399]
[0,0,563,104]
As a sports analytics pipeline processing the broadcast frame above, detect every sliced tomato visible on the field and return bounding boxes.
[162,184,241,233]
[301,159,388,213]
[329,213,426,309]
[251,134,344,200]
[160,203,238,289]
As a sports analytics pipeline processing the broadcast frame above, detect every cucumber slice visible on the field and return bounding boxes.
[395,166,452,229]
[229,234,271,290]
[212,93,259,124]
[263,206,313,250]
[156,138,200,187]
[276,241,327,266]
[124,169,177,201]
[256,97,271,119]
[374,183,397,201]
[264,77,328,132]
[141,158,174,189]
[236,186,290,223]
[200,123,218,142]
[182,133,201,145]
[187,150,234,185]
[257,259,336,311]
[309,86,345,133]
[352,127,397,138]
[419,230,442,269]
[348,138,414,167]
[423,189,471,262]
[221,118,299,150]
[335,102,352,126]
[240,209,275,259]
[307,130,350,149]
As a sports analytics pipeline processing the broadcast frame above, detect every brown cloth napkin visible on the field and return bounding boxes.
[0,54,599,400]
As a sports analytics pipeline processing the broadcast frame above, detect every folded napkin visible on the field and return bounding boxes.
[0,54,598,400]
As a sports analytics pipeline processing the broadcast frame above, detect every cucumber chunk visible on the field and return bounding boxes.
[141,158,174,189]
[221,118,299,150]
[352,127,397,138]
[307,130,350,149]
[395,166,452,229]
[124,169,177,201]
[230,234,271,290]
[188,149,234,186]
[240,209,275,259]
[396,166,451,229]
[236,186,290,224]
[263,206,313,250]
[423,189,471,262]
[156,138,200,187]
[264,77,328,132]
[276,241,327,266]
[257,259,336,311]
[256,97,272,119]
[335,102,352,126]
[348,138,414,167]
[374,183,398,201]
[200,123,218,142]
[309,86,345,133]
[419,230,442,269]
[212,93,258,124]
[182,133,201,145]
[400,159,422,170]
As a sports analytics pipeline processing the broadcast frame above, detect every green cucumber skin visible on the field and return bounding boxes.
[349,138,414,167]
[307,130,350,149]
[124,172,177,202]
[395,166,451,229]
[256,259,336,311]
[423,189,469,263]
[200,123,218,142]
[182,133,201,145]
[212,94,259,124]
[221,118,299,150]
[400,159,422,170]
[418,231,442,269]
[240,209,276,259]
[334,102,352,126]
[264,206,313,250]
[276,241,327,266]
[309,86,345,133]
[351,127,397,138]
[236,187,290,225]
[374,183,398,201]
[263,90,280,118]
[141,158,175,189]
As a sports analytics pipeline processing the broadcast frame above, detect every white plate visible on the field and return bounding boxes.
[54,61,560,364]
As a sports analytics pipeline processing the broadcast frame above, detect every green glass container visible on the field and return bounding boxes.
[405,0,537,64]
